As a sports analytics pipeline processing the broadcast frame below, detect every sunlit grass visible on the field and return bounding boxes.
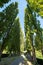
[35,50,43,59]
[2,50,7,54]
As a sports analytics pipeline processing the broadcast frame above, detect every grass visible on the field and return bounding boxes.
[0,56,19,65]
[35,50,43,59]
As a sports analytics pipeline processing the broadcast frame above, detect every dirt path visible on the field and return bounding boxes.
[10,54,33,65]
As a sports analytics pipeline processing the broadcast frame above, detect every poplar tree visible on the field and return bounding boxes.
[0,2,18,60]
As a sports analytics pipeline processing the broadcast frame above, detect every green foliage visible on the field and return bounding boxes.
[26,0,43,17]
[8,18,20,53]
[0,0,10,7]
[24,0,43,50]
[7,18,24,53]
[0,2,18,51]
[24,2,43,64]
[0,2,18,37]
[35,50,43,59]
[0,1,24,55]
[24,6,37,50]
[2,18,24,54]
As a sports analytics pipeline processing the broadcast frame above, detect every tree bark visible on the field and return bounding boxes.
[31,34,37,65]
[32,46,37,65]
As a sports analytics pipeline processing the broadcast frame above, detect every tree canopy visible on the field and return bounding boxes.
[0,0,10,7]
[26,0,43,17]
[0,2,19,51]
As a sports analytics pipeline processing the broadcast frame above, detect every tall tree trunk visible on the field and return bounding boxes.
[31,34,37,65]
[32,46,37,65]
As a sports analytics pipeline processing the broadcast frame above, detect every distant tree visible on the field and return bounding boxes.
[20,29,24,53]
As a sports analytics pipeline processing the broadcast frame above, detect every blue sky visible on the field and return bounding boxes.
[0,0,43,32]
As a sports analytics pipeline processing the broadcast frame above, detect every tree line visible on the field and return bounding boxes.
[0,1,24,60]
[0,0,43,65]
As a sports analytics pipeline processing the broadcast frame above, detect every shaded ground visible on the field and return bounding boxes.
[0,56,19,65]
[10,54,33,65]
[0,53,43,65]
